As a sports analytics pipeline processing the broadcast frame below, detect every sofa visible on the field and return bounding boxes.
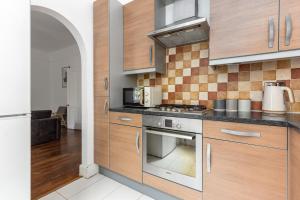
[31,110,61,146]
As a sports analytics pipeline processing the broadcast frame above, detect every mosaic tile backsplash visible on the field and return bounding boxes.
[137,42,300,112]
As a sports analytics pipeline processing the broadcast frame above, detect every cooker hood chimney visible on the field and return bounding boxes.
[148,0,209,48]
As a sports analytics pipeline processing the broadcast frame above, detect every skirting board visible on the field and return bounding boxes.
[99,167,178,200]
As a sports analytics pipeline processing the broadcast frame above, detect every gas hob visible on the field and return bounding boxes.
[146,104,210,115]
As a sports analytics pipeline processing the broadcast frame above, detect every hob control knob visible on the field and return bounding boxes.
[158,122,162,127]
[176,124,182,129]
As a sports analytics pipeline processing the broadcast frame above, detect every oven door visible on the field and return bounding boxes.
[143,127,202,191]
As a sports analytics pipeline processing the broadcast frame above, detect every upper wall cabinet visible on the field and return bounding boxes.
[123,0,165,75]
[279,0,300,51]
[209,0,300,65]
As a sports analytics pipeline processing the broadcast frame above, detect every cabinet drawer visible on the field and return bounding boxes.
[203,121,287,149]
[110,112,142,127]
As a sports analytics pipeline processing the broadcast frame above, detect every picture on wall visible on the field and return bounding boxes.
[62,66,69,88]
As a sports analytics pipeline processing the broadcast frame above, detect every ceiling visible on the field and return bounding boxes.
[31,11,76,53]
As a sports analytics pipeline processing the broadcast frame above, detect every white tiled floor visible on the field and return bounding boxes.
[39,174,155,200]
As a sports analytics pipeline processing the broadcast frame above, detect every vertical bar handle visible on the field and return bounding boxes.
[104,100,109,114]
[104,77,109,90]
[268,16,275,48]
[207,143,211,173]
[149,45,153,65]
[285,15,292,46]
[135,129,140,154]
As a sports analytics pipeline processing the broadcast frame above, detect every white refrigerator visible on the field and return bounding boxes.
[0,1,31,200]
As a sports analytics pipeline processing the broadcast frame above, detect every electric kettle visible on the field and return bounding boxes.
[262,82,295,113]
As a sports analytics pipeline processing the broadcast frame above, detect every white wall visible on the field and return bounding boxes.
[31,48,51,110]
[31,0,96,177]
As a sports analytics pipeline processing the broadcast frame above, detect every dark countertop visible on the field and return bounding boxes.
[110,107,300,130]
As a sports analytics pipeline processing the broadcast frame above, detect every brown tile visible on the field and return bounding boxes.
[199,100,208,107]
[162,100,168,104]
[176,69,183,76]
[183,77,191,84]
[216,65,228,73]
[175,92,183,100]
[168,100,175,104]
[208,92,217,100]
[162,85,168,92]
[217,91,227,99]
[176,46,183,54]
[200,42,209,50]
[227,82,238,91]
[277,60,291,69]
[251,81,262,91]
[183,100,191,105]
[199,67,208,75]
[207,100,214,109]
[150,79,155,86]
[176,53,183,61]
[168,78,175,85]
[250,63,262,71]
[239,91,250,99]
[251,101,262,111]
[144,74,149,79]
[239,64,250,71]
[155,78,162,85]
[183,84,191,92]
[175,85,183,92]
[292,68,300,79]
[281,80,290,87]
[199,83,208,92]
[238,71,250,81]
[263,70,276,80]
[168,62,175,69]
[228,73,238,82]
[191,92,199,100]
[168,92,175,100]
[169,55,176,62]
[290,102,300,112]
[218,83,227,91]
[208,74,217,82]
[155,73,162,78]
[183,60,191,68]
[291,79,300,90]
[191,68,200,76]
[138,79,144,86]
[183,45,192,52]
[200,58,209,67]
[191,76,199,84]
[191,51,200,59]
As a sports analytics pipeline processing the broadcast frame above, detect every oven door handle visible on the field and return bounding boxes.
[146,130,195,140]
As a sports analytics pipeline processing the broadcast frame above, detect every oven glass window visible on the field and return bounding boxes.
[146,130,196,177]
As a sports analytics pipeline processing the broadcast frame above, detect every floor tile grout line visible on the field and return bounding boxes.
[57,175,106,199]
[101,183,123,200]
[56,191,68,200]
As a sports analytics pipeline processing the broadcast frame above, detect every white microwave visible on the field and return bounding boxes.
[144,86,162,107]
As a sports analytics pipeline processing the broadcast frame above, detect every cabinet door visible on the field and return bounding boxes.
[94,97,109,168]
[288,128,300,200]
[94,0,109,97]
[203,138,287,200]
[124,0,155,71]
[279,0,300,51]
[210,0,279,60]
[110,124,142,182]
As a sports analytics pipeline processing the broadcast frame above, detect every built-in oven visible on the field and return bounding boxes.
[143,115,202,191]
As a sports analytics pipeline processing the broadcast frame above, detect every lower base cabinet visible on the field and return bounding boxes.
[109,123,142,183]
[94,120,109,168]
[203,138,287,200]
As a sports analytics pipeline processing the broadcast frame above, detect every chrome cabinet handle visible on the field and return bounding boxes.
[104,77,109,90]
[149,45,153,65]
[207,144,211,173]
[146,129,195,140]
[221,129,261,137]
[104,100,109,114]
[268,16,275,48]
[118,117,133,122]
[135,129,140,154]
[285,15,292,46]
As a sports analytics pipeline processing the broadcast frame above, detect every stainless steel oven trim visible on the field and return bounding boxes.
[145,129,195,140]
[142,126,203,191]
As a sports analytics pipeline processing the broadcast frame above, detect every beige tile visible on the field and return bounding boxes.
[191,92,199,100]
[227,82,238,91]
[276,68,291,80]
[191,100,199,105]
[191,59,200,68]
[183,92,190,100]
[238,71,250,81]
[239,91,250,99]
[162,77,168,85]
[291,58,300,68]
[263,70,276,80]
[192,43,200,51]
[291,79,300,90]
[200,42,209,50]
[251,81,263,91]
[217,91,227,100]
[191,84,199,92]
[175,100,183,104]
[199,75,208,83]
[162,92,168,100]
[199,83,208,92]
[168,85,175,92]
[293,90,300,102]
[262,61,276,71]
[217,73,228,83]
[175,77,183,85]
[149,73,156,79]
[208,83,217,92]
[200,49,209,59]
[183,52,191,61]
[143,79,149,86]
[183,68,191,76]
[227,64,239,73]
[166,55,169,63]
[250,91,263,101]
[238,81,251,91]
[169,48,176,55]
[199,92,208,100]
[168,70,175,77]
[250,71,263,81]
[175,61,183,69]
[208,74,217,83]
[227,91,239,99]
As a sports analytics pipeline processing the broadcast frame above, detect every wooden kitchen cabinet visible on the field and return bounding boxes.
[210,0,279,60]
[109,123,142,183]
[123,0,155,71]
[288,127,300,200]
[203,138,287,200]
[279,0,300,51]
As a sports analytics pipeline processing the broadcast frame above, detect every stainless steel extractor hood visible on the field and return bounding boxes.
[148,0,209,48]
